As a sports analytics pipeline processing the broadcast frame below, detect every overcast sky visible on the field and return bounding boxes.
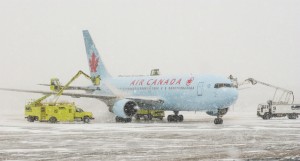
[0,0,299,114]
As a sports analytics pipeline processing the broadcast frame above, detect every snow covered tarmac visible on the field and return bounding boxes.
[0,113,300,161]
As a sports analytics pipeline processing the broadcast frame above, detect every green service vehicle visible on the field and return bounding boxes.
[135,109,165,120]
[25,102,94,123]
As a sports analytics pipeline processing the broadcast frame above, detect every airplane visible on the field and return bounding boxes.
[0,30,238,124]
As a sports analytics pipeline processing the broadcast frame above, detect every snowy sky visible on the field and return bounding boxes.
[0,0,299,113]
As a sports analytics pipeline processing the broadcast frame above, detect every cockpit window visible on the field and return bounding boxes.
[214,83,233,88]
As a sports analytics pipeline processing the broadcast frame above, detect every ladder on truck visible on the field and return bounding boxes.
[237,78,294,104]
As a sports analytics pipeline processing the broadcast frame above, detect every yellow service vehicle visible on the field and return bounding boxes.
[25,70,100,123]
[25,102,94,123]
[135,109,165,120]
[134,69,165,121]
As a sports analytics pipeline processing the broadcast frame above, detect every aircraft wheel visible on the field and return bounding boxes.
[125,118,132,123]
[49,117,57,123]
[167,115,172,122]
[179,115,184,122]
[115,116,122,122]
[135,115,140,120]
[214,118,223,125]
[83,116,90,123]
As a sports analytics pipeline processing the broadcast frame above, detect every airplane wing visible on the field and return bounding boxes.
[0,88,116,100]
[38,84,100,91]
[0,88,164,108]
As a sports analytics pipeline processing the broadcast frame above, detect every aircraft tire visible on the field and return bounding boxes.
[214,118,223,125]
[135,115,140,120]
[167,115,172,122]
[288,114,297,119]
[179,115,184,122]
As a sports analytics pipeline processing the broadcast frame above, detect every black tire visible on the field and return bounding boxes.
[115,116,121,122]
[135,115,140,120]
[27,116,34,122]
[125,118,132,123]
[167,115,172,122]
[179,115,184,122]
[263,113,271,120]
[288,114,297,119]
[214,118,223,125]
[148,114,153,120]
[83,116,90,123]
[49,117,57,123]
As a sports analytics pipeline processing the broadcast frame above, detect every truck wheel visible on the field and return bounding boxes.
[148,114,153,120]
[27,116,34,122]
[263,113,271,120]
[288,114,297,119]
[49,117,57,123]
[83,116,90,123]
[135,115,140,120]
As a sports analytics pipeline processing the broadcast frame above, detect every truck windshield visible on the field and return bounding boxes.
[76,108,83,112]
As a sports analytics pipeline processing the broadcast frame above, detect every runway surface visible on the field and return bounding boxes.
[0,113,300,161]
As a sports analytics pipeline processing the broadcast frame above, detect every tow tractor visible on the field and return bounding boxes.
[25,70,100,123]
[235,77,299,120]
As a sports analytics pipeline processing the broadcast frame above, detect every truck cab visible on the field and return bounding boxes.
[257,104,270,118]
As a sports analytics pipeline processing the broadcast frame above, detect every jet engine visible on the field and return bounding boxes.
[206,108,228,116]
[112,99,138,118]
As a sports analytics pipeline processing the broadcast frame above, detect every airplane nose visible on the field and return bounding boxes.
[231,88,239,103]
[219,88,239,106]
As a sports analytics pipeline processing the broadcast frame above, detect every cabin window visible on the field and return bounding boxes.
[214,83,233,88]
[59,107,65,110]
[292,106,300,110]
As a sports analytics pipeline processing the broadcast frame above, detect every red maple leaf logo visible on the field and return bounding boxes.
[186,77,194,86]
[89,52,99,73]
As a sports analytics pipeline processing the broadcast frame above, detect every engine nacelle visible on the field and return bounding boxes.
[206,108,228,116]
[112,99,138,118]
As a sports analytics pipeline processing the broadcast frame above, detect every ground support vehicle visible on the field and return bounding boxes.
[257,101,300,120]
[25,70,99,123]
[25,102,94,123]
[135,109,165,120]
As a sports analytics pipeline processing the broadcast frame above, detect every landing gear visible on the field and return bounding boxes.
[213,108,228,125]
[115,116,132,123]
[167,111,184,122]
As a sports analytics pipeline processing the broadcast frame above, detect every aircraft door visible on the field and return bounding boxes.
[197,82,204,96]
